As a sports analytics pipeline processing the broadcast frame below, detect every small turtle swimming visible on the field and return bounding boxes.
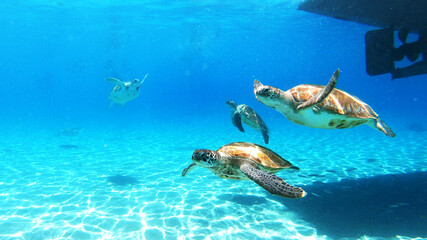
[225,100,270,144]
[182,142,306,199]
[106,74,148,107]
[58,127,82,137]
[254,69,395,137]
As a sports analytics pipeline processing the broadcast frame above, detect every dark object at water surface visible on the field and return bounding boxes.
[299,0,427,79]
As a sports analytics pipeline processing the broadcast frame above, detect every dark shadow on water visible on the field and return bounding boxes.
[218,194,267,206]
[2,148,13,153]
[278,171,427,239]
[59,144,79,149]
[107,175,138,186]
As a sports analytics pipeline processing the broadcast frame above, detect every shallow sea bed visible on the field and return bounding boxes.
[0,119,426,239]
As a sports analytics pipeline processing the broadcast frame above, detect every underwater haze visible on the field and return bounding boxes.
[0,0,426,239]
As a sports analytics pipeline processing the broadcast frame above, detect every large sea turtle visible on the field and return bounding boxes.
[254,69,395,137]
[106,74,148,107]
[225,100,270,144]
[182,142,306,199]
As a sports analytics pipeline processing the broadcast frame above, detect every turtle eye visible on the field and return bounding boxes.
[260,88,270,96]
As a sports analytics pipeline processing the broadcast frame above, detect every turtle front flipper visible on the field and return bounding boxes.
[232,111,245,132]
[297,69,340,110]
[182,163,197,177]
[106,77,126,88]
[261,128,269,144]
[240,164,306,198]
[137,74,148,90]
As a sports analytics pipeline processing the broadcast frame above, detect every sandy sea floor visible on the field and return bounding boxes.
[0,117,426,240]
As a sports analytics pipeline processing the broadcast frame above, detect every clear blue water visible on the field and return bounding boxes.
[0,1,426,239]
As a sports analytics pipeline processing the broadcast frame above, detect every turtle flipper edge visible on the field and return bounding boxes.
[240,164,306,198]
[106,77,126,88]
[232,112,245,132]
[297,69,340,110]
[137,74,148,90]
[370,118,396,137]
[261,128,269,144]
[182,163,197,177]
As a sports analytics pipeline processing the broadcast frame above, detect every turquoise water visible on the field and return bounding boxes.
[0,1,426,239]
[1,119,426,239]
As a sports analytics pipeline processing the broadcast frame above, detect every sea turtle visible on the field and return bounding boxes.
[182,142,306,199]
[58,127,82,137]
[225,100,270,144]
[106,74,148,107]
[254,69,395,137]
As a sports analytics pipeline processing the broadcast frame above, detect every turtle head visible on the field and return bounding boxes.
[225,100,238,109]
[131,79,140,87]
[254,80,282,107]
[192,150,219,168]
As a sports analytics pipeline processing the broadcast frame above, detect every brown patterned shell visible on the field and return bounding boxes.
[290,84,378,119]
[217,142,292,169]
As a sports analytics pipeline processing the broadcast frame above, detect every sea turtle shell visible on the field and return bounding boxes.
[217,142,293,170]
[238,105,268,129]
[290,85,379,119]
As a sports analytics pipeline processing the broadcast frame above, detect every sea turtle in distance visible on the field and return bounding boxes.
[106,74,148,107]
[254,69,395,137]
[225,100,270,144]
[182,142,306,199]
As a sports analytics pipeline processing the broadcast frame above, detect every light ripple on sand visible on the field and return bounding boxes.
[0,120,425,239]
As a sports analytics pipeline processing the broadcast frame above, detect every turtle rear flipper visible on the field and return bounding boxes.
[232,112,245,132]
[240,164,306,198]
[297,69,340,110]
[182,163,197,177]
[369,118,396,137]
